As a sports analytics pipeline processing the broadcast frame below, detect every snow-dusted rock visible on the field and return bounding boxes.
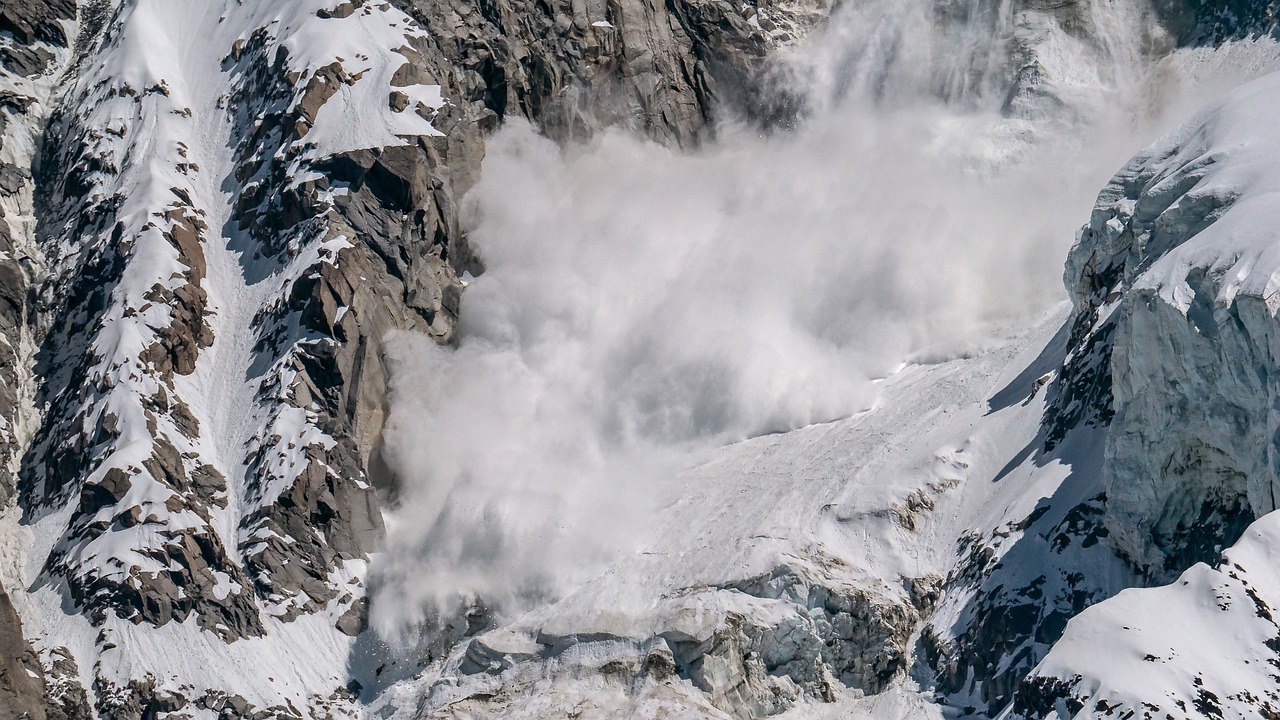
[0,0,829,714]
[1011,511,1280,719]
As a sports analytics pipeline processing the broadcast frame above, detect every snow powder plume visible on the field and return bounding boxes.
[368,0,1273,640]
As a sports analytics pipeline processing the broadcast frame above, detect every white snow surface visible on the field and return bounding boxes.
[1025,515,1280,718]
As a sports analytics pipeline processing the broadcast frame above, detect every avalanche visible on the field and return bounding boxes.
[2,0,1280,718]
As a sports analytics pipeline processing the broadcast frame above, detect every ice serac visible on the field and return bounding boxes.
[1062,70,1280,578]
[382,561,924,719]
[1010,68,1280,718]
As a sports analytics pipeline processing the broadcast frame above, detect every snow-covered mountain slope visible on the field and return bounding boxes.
[2,0,1280,718]
[0,0,827,715]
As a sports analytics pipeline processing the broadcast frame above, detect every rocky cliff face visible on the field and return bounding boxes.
[0,1,77,717]
[0,586,45,720]
[0,0,75,503]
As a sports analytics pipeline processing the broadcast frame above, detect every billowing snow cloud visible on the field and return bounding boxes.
[367,0,1280,640]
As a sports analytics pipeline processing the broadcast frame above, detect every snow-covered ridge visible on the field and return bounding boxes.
[9,0,448,712]
[1,0,1280,717]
